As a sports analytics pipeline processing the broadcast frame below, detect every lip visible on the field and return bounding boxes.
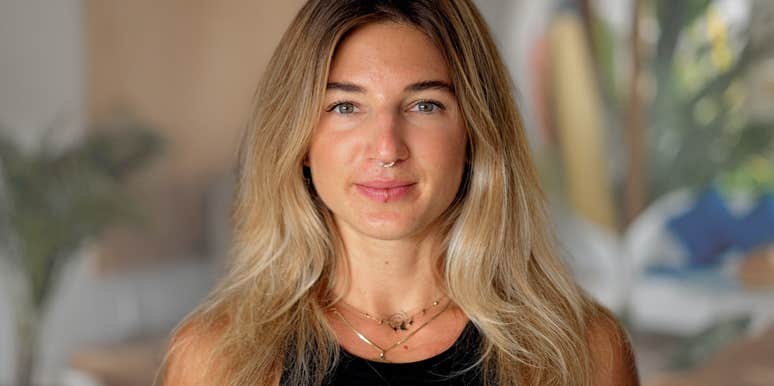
[355,180,416,202]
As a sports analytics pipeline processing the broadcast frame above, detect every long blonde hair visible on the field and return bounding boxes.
[166,1,601,385]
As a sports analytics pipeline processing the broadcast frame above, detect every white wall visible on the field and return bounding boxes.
[0,0,84,152]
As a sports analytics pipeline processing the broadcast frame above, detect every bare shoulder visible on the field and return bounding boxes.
[586,306,641,386]
[161,317,225,386]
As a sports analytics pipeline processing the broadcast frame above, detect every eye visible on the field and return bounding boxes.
[327,101,359,115]
[410,100,445,113]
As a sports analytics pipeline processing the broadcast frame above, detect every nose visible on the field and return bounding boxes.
[366,110,409,165]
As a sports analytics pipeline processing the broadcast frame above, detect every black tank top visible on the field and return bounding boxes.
[324,322,483,385]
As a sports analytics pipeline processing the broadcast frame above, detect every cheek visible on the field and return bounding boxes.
[307,131,357,189]
[309,130,335,165]
[437,128,467,191]
[413,126,467,174]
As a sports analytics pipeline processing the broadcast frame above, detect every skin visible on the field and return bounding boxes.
[306,21,469,363]
[308,23,467,244]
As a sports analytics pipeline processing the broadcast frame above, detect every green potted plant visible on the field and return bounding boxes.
[0,119,162,385]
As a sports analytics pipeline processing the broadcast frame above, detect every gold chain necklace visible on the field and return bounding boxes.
[337,297,445,331]
[330,299,452,362]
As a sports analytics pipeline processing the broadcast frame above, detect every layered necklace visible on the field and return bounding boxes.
[330,298,452,362]
[336,297,445,332]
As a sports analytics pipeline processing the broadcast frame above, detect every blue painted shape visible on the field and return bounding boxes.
[667,188,735,268]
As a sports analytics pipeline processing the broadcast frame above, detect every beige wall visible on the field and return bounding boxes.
[86,0,305,269]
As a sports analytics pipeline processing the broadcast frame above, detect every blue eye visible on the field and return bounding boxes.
[411,100,445,113]
[328,102,359,115]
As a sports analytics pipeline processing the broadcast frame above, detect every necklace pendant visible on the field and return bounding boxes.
[378,352,386,361]
[387,311,410,331]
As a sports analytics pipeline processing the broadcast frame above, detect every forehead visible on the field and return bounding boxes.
[328,22,450,83]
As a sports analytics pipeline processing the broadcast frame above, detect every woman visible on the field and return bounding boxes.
[163,1,639,385]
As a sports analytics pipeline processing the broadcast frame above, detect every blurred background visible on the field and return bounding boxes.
[0,0,771,385]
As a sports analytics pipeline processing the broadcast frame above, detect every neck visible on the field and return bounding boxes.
[334,226,446,315]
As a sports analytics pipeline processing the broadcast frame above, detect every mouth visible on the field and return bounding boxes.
[355,180,416,203]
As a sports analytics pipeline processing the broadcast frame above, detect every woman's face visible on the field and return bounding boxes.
[307,22,467,242]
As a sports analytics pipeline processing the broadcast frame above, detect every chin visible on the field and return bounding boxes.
[356,226,421,241]
[331,202,446,242]
[347,215,429,241]
[360,220,414,238]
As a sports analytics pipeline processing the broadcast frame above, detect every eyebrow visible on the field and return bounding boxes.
[326,80,455,94]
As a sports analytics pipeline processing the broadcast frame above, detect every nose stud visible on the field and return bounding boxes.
[380,160,397,168]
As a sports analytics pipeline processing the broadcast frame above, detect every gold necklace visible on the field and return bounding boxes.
[330,299,452,362]
[338,297,445,332]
